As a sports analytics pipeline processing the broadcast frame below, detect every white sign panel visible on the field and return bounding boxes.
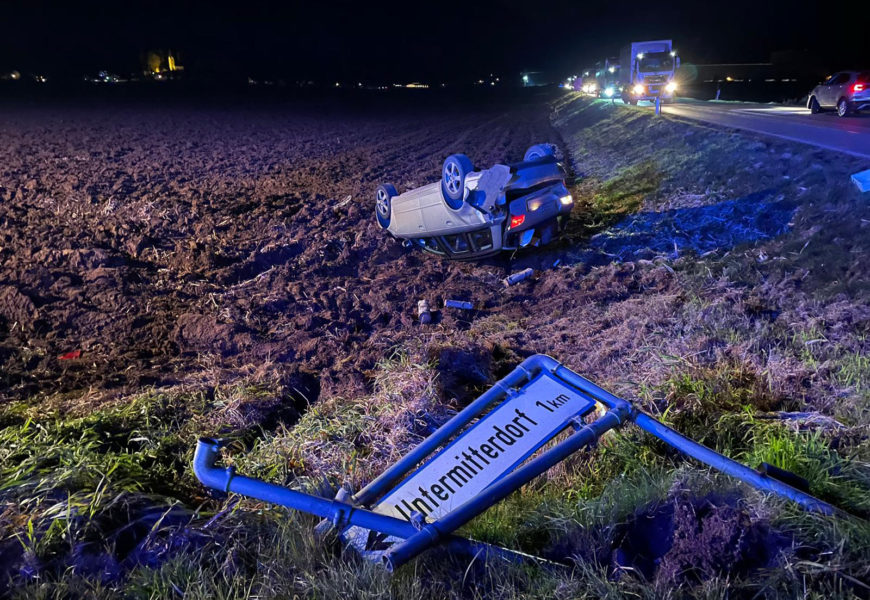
[372,373,595,523]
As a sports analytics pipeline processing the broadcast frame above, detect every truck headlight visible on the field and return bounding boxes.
[559,194,573,206]
[527,197,543,211]
[632,84,645,95]
[604,86,614,97]
[665,81,677,93]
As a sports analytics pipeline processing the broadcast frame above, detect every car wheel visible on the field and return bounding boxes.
[441,154,473,210]
[375,183,397,229]
[523,143,556,162]
[808,96,822,114]
[837,98,851,117]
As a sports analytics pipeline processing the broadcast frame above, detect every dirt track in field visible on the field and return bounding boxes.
[0,96,569,403]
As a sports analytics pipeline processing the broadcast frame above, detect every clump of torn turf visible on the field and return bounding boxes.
[229,350,449,489]
[612,492,788,586]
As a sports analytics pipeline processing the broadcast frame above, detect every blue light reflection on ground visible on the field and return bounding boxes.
[587,189,793,261]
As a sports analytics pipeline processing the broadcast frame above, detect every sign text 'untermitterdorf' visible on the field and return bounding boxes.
[373,373,596,522]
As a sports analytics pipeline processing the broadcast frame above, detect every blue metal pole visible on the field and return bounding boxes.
[632,413,836,515]
[552,367,628,408]
[382,408,629,572]
[194,438,418,538]
[544,360,836,515]
[353,354,545,506]
[193,437,560,566]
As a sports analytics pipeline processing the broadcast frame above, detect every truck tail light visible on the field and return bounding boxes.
[854,83,865,93]
[510,214,525,229]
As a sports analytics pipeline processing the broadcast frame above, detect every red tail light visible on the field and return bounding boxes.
[854,83,865,93]
[510,214,525,229]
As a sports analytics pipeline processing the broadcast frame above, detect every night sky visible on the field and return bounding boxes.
[2,1,867,82]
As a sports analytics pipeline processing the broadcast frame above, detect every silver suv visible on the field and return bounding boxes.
[808,71,870,117]
[375,144,573,260]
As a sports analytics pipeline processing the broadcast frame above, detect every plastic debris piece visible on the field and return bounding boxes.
[417,299,431,325]
[444,300,473,310]
[503,268,534,286]
[59,350,82,360]
[852,168,870,193]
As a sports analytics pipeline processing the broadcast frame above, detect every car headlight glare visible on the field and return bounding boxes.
[632,84,645,95]
[604,86,615,97]
[665,81,677,93]
[527,198,543,211]
[559,194,573,206]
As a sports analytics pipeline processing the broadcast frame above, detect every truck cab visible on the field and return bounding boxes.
[620,40,680,105]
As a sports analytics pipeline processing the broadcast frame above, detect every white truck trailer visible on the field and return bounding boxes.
[619,40,679,104]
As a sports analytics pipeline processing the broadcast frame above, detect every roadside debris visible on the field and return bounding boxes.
[851,168,870,193]
[58,350,82,360]
[503,268,534,286]
[417,299,432,324]
[756,411,845,431]
[444,299,473,310]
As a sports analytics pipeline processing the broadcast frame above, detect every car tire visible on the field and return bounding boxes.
[837,98,851,117]
[809,96,822,114]
[523,143,556,162]
[441,154,473,210]
[375,183,397,229]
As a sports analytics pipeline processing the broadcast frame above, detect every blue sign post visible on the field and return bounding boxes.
[193,354,837,572]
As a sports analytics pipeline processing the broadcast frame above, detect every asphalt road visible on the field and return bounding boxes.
[650,99,870,159]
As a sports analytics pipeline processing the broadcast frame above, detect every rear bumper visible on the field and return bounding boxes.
[501,215,568,251]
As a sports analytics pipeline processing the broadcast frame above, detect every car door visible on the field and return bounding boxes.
[817,74,837,106]
[823,73,851,107]
[816,75,835,106]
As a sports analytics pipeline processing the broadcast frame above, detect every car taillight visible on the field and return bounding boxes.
[510,214,525,229]
[854,83,866,93]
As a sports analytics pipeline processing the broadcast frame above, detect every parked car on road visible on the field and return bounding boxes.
[808,71,870,117]
[375,144,573,260]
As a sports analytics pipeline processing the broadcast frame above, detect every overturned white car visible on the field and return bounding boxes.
[375,144,573,259]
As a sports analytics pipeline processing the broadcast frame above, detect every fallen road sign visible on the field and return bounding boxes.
[193,354,839,572]
[373,372,595,523]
